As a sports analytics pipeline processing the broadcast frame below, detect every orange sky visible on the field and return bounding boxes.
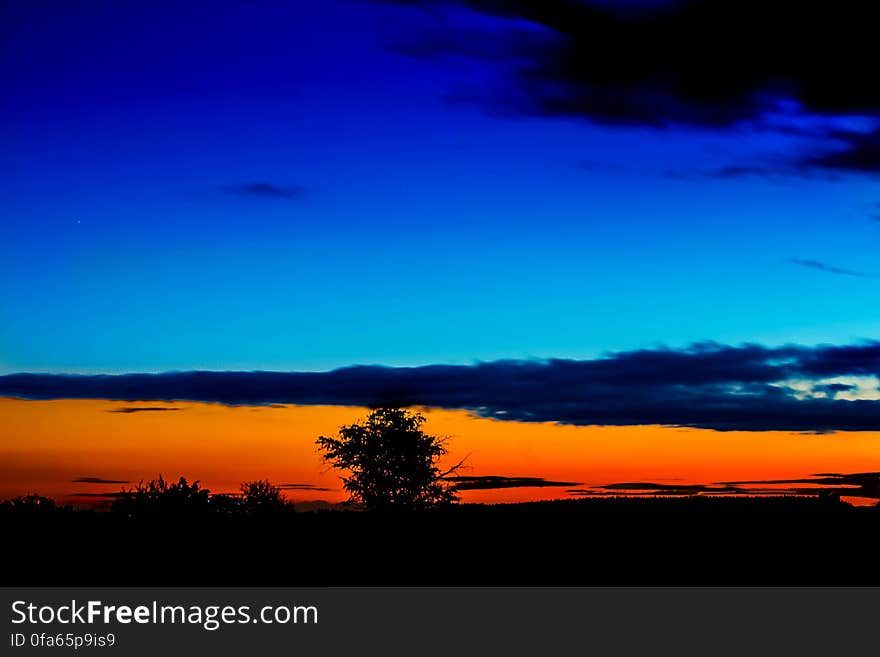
[2,397,879,506]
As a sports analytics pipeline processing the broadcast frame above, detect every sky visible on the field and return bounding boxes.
[3,398,879,506]
[1,0,879,504]
[2,0,878,374]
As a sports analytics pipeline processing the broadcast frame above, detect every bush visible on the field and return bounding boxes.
[239,479,294,515]
[111,475,211,516]
[0,493,61,513]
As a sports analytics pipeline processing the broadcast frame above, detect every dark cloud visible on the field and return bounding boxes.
[805,129,880,174]
[598,482,713,492]
[3,342,880,432]
[389,23,553,62]
[389,0,880,172]
[406,1,879,123]
[568,472,880,499]
[811,383,856,399]
[446,475,580,490]
[221,182,305,200]
[667,162,814,181]
[788,259,875,279]
[568,482,741,496]
[72,477,130,484]
[720,472,880,499]
[108,406,182,413]
[668,161,844,182]
[278,483,335,492]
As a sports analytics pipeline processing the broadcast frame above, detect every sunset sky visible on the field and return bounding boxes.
[2,0,879,505]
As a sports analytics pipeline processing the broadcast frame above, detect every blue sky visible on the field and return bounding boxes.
[2,0,878,373]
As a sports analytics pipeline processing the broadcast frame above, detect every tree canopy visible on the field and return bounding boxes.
[239,479,293,514]
[316,407,461,510]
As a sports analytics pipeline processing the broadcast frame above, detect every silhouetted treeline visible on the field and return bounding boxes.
[4,486,876,517]
[0,493,73,514]
[109,475,294,516]
[1,476,294,517]
[3,493,880,586]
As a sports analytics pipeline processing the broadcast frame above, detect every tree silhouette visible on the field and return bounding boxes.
[239,479,293,514]
[112,475,211,516]
[316,407,462,511]
[0,493,61,513]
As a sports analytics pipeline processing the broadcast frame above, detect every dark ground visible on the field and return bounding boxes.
[5,497,879,586]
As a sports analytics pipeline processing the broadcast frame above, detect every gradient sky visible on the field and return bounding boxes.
[3,0,880,506]
[0,0,880,503]
[2,0,879,374]
[3,398,878,506]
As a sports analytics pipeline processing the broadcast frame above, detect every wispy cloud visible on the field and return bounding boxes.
[221,182,305,200]
[719,472,880,499]
[278,483,335,492]
[568,471,880,499]
[445,475,580,490]
[788,258,875,279]
[700,164,776,180]
[108,407,182,413]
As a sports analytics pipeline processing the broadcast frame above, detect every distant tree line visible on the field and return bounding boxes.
[111,475,295,516]
[0,477,294,516]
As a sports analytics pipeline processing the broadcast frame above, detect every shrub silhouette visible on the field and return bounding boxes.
[112,475,211,516]
[0,493,62,513]
[316,407,462,510]
[209,493,242,514]
[239,479,293,514]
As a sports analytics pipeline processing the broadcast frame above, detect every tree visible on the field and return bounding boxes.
[239,479,293,514]
[0,493,60,513]
[316,407,462,511]
[111,475,211,516]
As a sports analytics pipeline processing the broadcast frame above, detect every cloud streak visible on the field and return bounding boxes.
[788,259,875,279]
[446,475,580,490]
[567,472,880,499]
[278,483,335,492]
[108,406,182,413]
[3,342,880,432]
[221,182,305,200]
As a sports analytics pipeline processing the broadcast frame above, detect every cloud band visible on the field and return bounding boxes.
[3,342,880,432]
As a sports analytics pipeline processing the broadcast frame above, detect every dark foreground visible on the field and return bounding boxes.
[6,497,879,585]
